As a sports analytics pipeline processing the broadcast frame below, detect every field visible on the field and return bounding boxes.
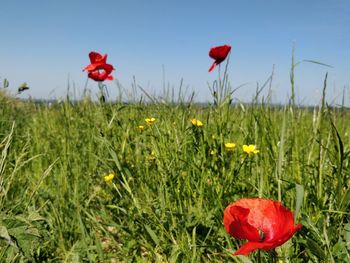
[0,72,350,262]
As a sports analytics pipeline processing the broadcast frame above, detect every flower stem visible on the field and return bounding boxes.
[98,81,106,103]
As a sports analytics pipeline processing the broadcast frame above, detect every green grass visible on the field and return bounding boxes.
[0,70,350,262]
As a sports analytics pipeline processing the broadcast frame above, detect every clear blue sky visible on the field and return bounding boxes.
[0,0,349,105]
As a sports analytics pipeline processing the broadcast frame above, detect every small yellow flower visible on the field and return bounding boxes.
[138,125,145,132]
[191,118,203,127]
[224,142,236,151]
[145,117,156,125]
[147,151,156,162]
[104,173,115,183]
[243,144,259,155]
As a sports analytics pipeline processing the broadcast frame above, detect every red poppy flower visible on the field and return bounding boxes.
[83,51,114,81]
[208,45,231,72]
[223,198,302,256]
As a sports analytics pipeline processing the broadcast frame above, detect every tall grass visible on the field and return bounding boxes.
[0,63,349,262]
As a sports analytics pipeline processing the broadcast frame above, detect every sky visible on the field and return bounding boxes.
[0,0,349,105]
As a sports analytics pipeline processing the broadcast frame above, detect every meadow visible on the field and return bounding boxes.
[0,66,350,263]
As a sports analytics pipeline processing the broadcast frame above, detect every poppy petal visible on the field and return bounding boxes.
[89,51,107,64]
[83,64,97,72]
[209,45,231,60]
[259,201,299,243]
[208,62,217,72]
[87,71,100,81]
[224,205,260,241]
[234,241,275,255]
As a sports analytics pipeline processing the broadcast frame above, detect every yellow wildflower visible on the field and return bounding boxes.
[104,173,115,183]
[224,142,236,151]
[147,151,156,162]
[191,118,203,127]
[138,125,145,132]
[243,144,259,155]
[145,117,156,125]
